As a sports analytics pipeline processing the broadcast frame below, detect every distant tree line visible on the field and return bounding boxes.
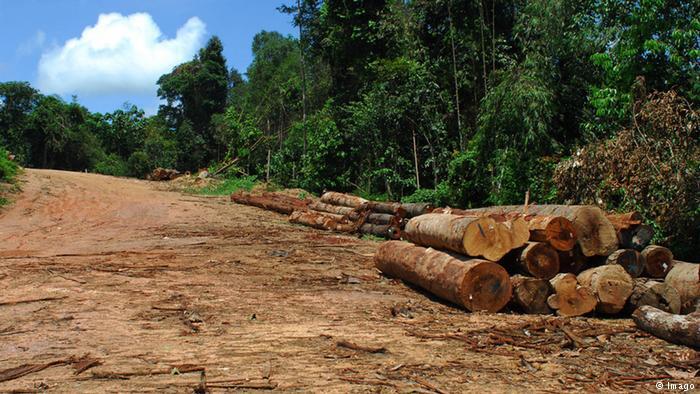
[1,0,698,253]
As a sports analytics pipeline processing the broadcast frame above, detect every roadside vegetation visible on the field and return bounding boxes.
[0,0,697,257]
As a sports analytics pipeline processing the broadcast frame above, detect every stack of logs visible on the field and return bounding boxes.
[374,204,700,347]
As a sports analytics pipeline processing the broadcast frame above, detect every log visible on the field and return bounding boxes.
[401,202,434,218]
[606,249,645,278]
[289,210,356,233]
[375,241,512,312]
[454,205,618,257]
[320,192,368,208]
[629,224,654,251]
[557,246,587,274]
[547,273,597,317]
[526,215,577,252]
[510,274,552,314]
[231,191,310,215]
[606,212,643,230]
[625,279,681,314]
[665,261,700,314]
[308,201,355,216]
[404,213,528,261]
[366,201,407,217]
[577,265,634,314]
[366,213,400,226]
[359,223,400,239]
[632,306,700,349]
[641,245,674,278]
[516,242,560,280]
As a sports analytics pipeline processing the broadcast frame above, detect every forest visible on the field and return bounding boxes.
[1,0,698,257]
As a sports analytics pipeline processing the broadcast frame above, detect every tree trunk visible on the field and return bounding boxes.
[632,306,700,349]
[606,249,645,278]
[625,279,681,314]
[665,261,700,314]
[404,213,528,261]
[557,246,587,274]
[412,128,420,190]
[289,210,356,233]
[231,191,310,215]
[547,273,597,317]
[375,241,511,312]
[510,275,552,314]
[320,192,368,208]
[515,242,560,280]
[359,223,400,239]
[577,265,634,314]
[447,0,463,149]
[453,205,618,257]
[641,245,674,278]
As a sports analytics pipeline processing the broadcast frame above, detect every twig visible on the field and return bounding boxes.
[0,296,67,307]
[336,340,387,354]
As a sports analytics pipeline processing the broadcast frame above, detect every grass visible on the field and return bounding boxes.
[194,175,258,196]
[0,148,19,207]
[360,233,384,242]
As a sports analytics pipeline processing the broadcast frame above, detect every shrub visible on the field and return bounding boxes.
[0,146,18,183]
[92,153,128,176]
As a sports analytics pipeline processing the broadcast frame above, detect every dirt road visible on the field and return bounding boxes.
[0,169,697,393]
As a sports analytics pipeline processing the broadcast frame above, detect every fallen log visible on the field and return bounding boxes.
[359,223,400,239]
[374,241,512,312]
[625,279,681,314]
[665,261,700,314]
[309,201,355,216]
[641,245,674,278]
[557,246,587,274]
[547,273,597,317]
[510,274,552,314]
[404,213,528,261]
[515,242,560,280]
[231,191,310,215]
[577,265,634,314]
[289,210,356,233]
[320,192,368,208]
[632,306,700,349]
[453,205,618,257]
[606,249,645,278]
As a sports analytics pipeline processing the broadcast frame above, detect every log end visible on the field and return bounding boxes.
[642,245,674,278]
[459,261,512,313]
[545,216,577,252]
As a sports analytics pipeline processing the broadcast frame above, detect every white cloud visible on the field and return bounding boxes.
[17,30,46,56]
[37,13,206,96]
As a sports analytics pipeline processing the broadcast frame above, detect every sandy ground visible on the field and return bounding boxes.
[0,169,698,393]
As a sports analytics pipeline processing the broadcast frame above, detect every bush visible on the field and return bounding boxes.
[92,153,128,176]
[0,146,18,183]
[402,182,452,207]
[197,176,258,195]
[127,151,152,178]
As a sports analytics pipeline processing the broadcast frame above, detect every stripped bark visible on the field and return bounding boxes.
[577,265,634,314]
[547,273,597,317]
[375,241,512,312]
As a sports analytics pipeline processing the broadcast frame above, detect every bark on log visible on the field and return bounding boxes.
[401,203,434,218]
[359,223,400,239]
[547,273,597,317]
[665,261,700,314]
[632,306,700,349]
[231,191,310,215]
[510,274,552,314]
[629,224,654,251]
[453,205,618,257]
[625,279,681,314]
[366,213,400,226]
[577,265,634,314]
[320,192,368,208]
[641,245,674,278]
[404,213,528,261]
[606,249,645,278]
[366,201,407,217]
[308,201,355,216]
[374,241,512,312]
[557,246,587,274]
[289,210,356,233]
[516,242,560,280]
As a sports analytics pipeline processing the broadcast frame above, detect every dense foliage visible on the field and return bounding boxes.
[1,1,698,256]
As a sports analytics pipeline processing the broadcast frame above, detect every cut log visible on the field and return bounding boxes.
[404,213,528,261]
[547,273,597,317]
[454,205,618,257]
[510,275,552,314]
[557,246,587,274]
[289,210,356,233]
[641,245,674,278]
[577,265,634,314]
[606,212,643,230]
[374,241,512,312]
[526,216,577,252]
[366,201,407,217]
[632,306,700,349]
[629,224,654,251]
[231,191,310,215]
[625,279,681,314]
[359,223,400,239]
[606,249,645,278]
[308,201,355,216]
[665,261,700,314]
[401,203,434,218]
[320,192,368,208]
[516,242,560,280]
[366,213,400,226]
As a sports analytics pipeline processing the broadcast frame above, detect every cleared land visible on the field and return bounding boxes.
[0,169,697,393]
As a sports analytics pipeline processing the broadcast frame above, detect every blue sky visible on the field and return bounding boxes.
[0,0,297,114]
